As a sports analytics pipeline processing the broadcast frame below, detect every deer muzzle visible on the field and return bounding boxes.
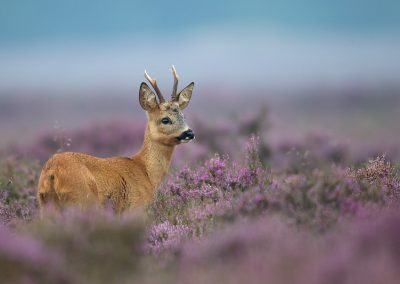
[177,129,195,143]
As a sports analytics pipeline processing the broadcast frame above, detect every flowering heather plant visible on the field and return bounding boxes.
[1,108,400,283]
[147,139,400,259]
[355,155,392,181]
[0,187,37,225]
[149,152,265,226]
[176,211,400,284]
[0,157,39,225]
[146,219,192,254]
[352,155,400,204]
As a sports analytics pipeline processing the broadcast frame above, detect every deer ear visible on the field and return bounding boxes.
[139,82,158,111]
[177,82,194,110]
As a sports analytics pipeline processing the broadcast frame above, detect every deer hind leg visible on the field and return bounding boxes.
[38,172,92,217]
[53,185,96,209]
[38,173,61,218]
[53,175,100,210]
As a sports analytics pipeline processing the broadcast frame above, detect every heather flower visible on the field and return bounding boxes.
[190,203,219,221]
[147,219,191,254]
[356,155,392,181]
[352,155,400,203]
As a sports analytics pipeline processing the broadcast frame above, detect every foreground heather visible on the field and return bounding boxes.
[176,210,400,284]
[0,132,399,283]
[1,209,400,284]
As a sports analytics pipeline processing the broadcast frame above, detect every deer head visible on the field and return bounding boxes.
[139,66,195,146]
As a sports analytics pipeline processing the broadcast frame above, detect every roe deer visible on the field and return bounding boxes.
[37,66,195,215]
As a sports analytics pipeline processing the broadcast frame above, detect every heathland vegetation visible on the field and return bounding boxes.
[0,106,399,284]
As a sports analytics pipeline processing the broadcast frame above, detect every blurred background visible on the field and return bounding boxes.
[1,0,399,161]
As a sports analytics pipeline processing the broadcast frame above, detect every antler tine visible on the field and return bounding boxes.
[171,65,179,101]
[144,70,165,103]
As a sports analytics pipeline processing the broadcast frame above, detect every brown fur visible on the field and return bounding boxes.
[37,71,194,216]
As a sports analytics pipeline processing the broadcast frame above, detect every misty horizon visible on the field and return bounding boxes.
[1,1,399,94]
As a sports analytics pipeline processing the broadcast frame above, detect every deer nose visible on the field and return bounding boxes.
[183,129,194,139]
[179,129,195,141]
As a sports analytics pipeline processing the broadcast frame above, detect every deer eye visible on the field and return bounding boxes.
[161,117,172,125]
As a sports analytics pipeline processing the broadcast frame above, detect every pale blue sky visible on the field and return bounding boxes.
[0,0,399,92]
[1,0,399,43]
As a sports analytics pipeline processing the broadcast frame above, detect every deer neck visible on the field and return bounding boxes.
[135,126,175,189]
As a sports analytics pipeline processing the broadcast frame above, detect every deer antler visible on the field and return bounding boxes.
[144,70,165,103]
[171,65,179,101]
